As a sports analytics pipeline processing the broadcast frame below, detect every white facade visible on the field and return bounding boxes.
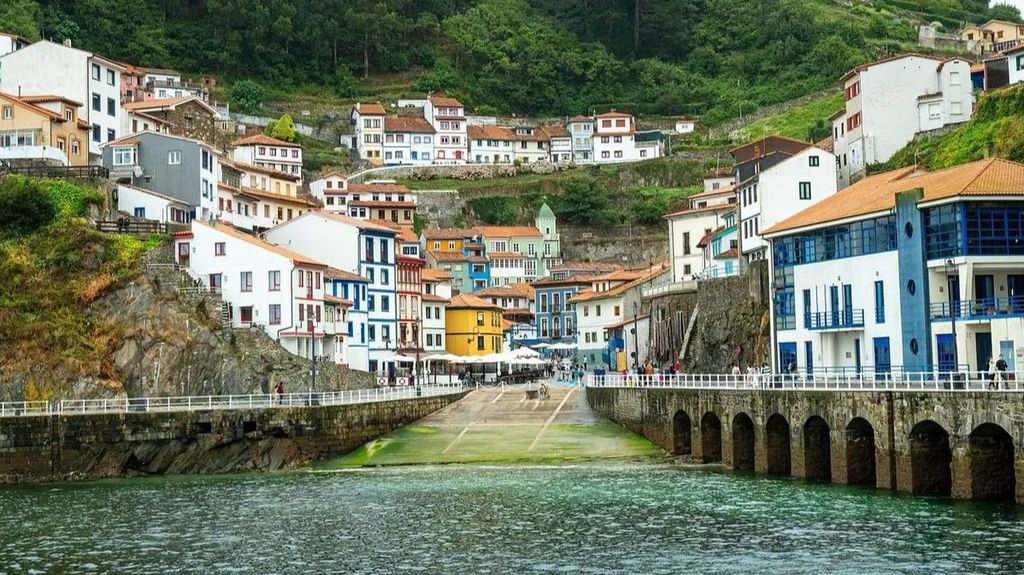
[174,221,333,361]
[548,132,572,163]
[0,33,28,57]
[0,40,125,157]
[116,184,190,223]
[1005,48,1024,87]
[351,103,385,165]
[425,97,468,164]
[736,147,838,260]
[575,292,627,368]
[666,205,733,282]
[231,139,302,185]
[593,113,638,164]
[675,119,696,134]
[263,212,399,369]
[832,55,973,187]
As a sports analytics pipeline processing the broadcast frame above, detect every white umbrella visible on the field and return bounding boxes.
[532,343,552,349]
[511,347,540,358]
[378,352,418,363]
[549,343,578,351]
[422,353,456,362]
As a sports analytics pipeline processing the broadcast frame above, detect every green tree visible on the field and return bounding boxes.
[0,177,56,237]
[989,4,1022,22]
[230,80,264,113]
[267,114,297,142]
[551,175,611,225]
[333,66,359,98]
[0,0,42,40]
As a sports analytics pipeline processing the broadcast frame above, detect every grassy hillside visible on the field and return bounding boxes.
[875,83,1024,172]
[731,92,845,143]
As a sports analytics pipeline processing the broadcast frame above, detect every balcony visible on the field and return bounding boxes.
[930,296,1024,321]
[0,145,68,166]
[807,309,865,331]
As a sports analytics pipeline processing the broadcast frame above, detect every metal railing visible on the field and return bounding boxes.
[0,384,468,418]
[1,165,109,181]
[930,296,1024,320]
[807,309,865,330]
[95,220,188,235]
[0,401,51,417]
[586,371,1024,392]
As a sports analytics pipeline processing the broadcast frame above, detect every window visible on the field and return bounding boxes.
[874,280,885,324]
[477,311,485,326]
[1018,54,1024,72]
[92,64,101,80]
[107,69,115,86]
[951,101,963,116]
[846,113,861,130]
[113,146,136,166]
[614,136,622,143]
[92,93,101,111]
[269,270,281,291]
[107,98,115,117]
[168,150,181,165]
[214,242,226,256]
[950,71,962,86]
[596,305,602,316]
[240,272,253,292]
[614,150,622,158]
[381,296,389,312]
[1,106,11,120]
[367,295,375,312]
[799,182,812,200]
[808,155,820,167]
[107,129,115,142]
[269,304,281,325]
[477,336,485,351]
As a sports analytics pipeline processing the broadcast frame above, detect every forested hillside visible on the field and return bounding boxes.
[0,0,1015,120]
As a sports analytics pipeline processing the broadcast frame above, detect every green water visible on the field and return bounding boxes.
[2,465,1024,574]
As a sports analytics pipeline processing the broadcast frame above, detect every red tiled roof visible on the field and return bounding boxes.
[729,135,810,163]
[448,294,501,310]
[384,116,435,133]
[349,200,416,209]
[422,293,450,303]
[595,111,633,118]
[549,262,625,273]
[664,203,735,219]
[569,267,670,304]
[324,295,353,306]
[0,92,63,121]
[541,125,570,138]
[467,125,515,141]
[325,267,369,283]
[221,158,301,182]
[123,96,194,111]
[714,248,739,260]
[230,133,301,148]
[238,187,320,207]
[356,103,387,115]
[422,228,474,240]
[17,94,83,107]
[422,268,453,281]
[195,221,326,267]
[488,251,525,259]
[429,95,463,108]
[474,226,543,239]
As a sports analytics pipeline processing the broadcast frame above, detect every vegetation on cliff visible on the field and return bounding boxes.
[875,83,1024,172]
[0,177,145,398]
[4,0,1006,122]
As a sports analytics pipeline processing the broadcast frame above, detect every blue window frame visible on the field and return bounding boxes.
[874,280,885,323]
[368,324,376,341]
[804,341,814,377]
[873,337,891,378]
[802,289,811,329]
[368,295,375,312]
[367,268,375,283]
[381,296,390,312]
[382,269,389,285]
[380,239,389,263]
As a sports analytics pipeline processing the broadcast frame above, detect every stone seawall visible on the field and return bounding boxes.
[0,393,466,484]
[588,387,1024,503]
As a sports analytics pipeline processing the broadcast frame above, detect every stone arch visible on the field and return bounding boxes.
[803,416,832,481]
[909,420,952,496]
[700,412,723,463]
[845,417,876,487]
[766,414,791,476]
[731,412,755,471]
[672,410,692,456]
[968,423,1015,501]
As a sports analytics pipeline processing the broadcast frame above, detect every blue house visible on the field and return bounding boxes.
[325,268,370,372]
[532,274,595,349]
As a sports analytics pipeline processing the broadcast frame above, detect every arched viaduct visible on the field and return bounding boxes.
[588,388,1023,503]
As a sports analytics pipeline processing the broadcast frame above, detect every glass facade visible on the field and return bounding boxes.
[925,202,1024,259]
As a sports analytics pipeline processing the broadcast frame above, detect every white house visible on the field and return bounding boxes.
[0,32,29,58]
[424,95,468,164]
[763,158,1024,377]
[352,102,386,166]
[383,115,434,165]
[0,40,126,158]
[593,112,638,164]
[831,54,973,187]
[510,126,549,164]
[735,146,839,262]
[421,268,452,354]
[231,133,303,185]
[696,212,740,281]
[173,221,339,362]
[544,125,572,163]
[263,211,400,373]
[1002,45,1024,87]
[675,117,697,134]
[666,203,734,282]
[468,125,515,164]
[116,183,191,223]
[703,168,735,192]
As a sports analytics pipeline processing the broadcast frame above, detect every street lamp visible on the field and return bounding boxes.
[631,300,640,372]
[945,257,959,375]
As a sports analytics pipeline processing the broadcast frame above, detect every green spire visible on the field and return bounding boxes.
[538,202,555,219]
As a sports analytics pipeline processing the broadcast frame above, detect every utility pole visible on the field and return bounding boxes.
[632,300,641,372]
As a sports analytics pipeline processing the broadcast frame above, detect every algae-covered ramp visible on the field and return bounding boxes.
[320,386,661,467]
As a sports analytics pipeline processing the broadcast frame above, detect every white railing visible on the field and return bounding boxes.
[586,372,1024,393]
[0,385,468,418]
[0,401,51,417]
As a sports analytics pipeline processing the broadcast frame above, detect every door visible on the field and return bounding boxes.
[854,338,862,375]
[1008,275,1024,313]
[804,341,814,380]
[779,342,797,373]
[1000,340,1015,371]
[843,284,853,326]
[177,242,190,267]
[976,332,993,375]
[830,286,840,327]
[873,337,891,379]
[975,274,995,314]
[936,333,956,374]
[948,275,961,317]
[208,273,222,294]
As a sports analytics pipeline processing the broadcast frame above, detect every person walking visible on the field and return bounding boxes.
[987,356,997,390]
[996,355,1009,389]
[275,381,285,404]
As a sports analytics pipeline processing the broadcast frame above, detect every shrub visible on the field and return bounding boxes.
[0,176,56,236]
[230,80,264,114]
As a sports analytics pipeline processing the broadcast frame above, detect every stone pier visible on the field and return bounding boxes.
[0,393,466,484]
[588,387,1024,503]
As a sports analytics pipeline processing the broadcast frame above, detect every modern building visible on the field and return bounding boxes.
[102,131,219,221]
[830,54,973,187]
[0,32,29,58]
[0,92,90,166]
[0,39,126,157]
[444,294,504,356]
[262,211,399,373]
[763,158,1024,377]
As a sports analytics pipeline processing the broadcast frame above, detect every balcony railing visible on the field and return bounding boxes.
[930,296,1024,320]
[2,165,108,181]
[0,145,68,166]
[807,309,865,331]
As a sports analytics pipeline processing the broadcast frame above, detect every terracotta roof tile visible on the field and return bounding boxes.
[17,94,83,107]
[421,268,453,281]
[347,182,412,194]
[222,158,301,182]
[422,293,450,303]
[238,187,320,207]
[568,267,670,304]
[467,125,515,141]
[325,267,369,283]
[429,95,463,108]
[422,228,473,240]
[448,294,501,310]
[230,133,301,148]
[665,203,735,219]
[765,159,1024,236]
[195,221,326,267]
[474,225,543,239]
[355,103,386,115]
[384,116,435,133]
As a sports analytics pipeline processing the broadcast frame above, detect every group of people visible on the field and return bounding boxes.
[556,361,588,386]
[986,355,1012,389]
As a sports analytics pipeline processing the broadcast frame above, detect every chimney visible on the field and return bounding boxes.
[63,39,72,47]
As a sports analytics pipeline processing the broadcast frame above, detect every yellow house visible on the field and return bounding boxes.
[220,158,317,230]
[0,92,90,166]
[445,294,504,356]
[961,19,1024,53]
[421,228,470,253]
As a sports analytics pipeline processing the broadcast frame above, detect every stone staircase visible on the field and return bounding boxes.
[142,245,231,328]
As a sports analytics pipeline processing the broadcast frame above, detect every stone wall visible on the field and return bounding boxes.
[560,224,667,265]
[0,392,465,484]
[588,386,1024,503]
[415,190,465,228]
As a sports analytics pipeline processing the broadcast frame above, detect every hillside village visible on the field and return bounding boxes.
[2,19,1024,385]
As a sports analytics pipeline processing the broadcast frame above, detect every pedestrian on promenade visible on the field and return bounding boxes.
[996,355,1009,389]
[987,356,996,390]
[276,381,285,404]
